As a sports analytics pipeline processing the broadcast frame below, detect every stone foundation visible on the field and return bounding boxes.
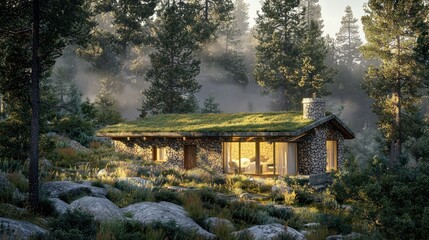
[113,138,223,174]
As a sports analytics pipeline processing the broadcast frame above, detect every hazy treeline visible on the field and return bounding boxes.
[49,0,373,130]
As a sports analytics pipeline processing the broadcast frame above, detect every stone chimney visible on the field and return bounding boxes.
[302,96,326,120]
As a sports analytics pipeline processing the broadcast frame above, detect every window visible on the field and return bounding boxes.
[260,142,274,174]
[326,140,338,171]
[223,141,297,175]
[275,143,297,176]
[153,147,167,161]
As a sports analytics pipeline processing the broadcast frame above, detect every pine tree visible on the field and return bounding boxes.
[141,2,201,114]
[255,0,332,110]
[361,0,429,164]
[254,0,304,110]
[336,6,362,66]
[0,0,92,208]
[299,0,323,29]
[201,94,221,113]
[209,0,249,86]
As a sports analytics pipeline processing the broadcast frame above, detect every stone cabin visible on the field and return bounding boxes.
[97,98,354,176]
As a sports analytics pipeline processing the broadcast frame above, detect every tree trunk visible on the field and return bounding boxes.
[28,0,40,209]
[390,35,402,166]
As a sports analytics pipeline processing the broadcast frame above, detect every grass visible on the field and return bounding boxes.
[97,112,312,135]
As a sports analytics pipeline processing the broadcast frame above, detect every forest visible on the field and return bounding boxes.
[1,0,429,239]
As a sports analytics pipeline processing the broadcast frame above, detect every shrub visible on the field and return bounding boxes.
[318,214,352,235]
[58,188,92,204]
[96,220,145,240]
[147,221,199,240]
[0,159,24,173]
[47,210,97,240]
[153,190,182,205]
[230,201,275,225]
[265,205,294,222]
[181,191,206,222]
[7,172,29,192]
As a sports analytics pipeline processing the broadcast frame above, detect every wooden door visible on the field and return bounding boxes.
[184,145,197,170]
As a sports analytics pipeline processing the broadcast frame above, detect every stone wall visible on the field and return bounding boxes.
[297,122,345,175]
[113,121,346,176]
[302,98,326,120]
[113,138,223,174]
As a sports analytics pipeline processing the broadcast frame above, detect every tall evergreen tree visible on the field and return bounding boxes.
[255,0,332,110]
[201,94,221,113]
[141,2,201,114]
[299,0,323,29]
[254,0,304,110]
[0,0,92,208]
[336,6,362,66]
[361,0,429,164]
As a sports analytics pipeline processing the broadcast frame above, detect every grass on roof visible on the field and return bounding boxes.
[97,112,313,134]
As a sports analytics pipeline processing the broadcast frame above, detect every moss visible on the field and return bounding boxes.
[97,112,312,135]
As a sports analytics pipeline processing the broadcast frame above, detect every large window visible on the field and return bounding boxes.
[223,141,297,175]
[275,143,297,176]
[326,140,337,171]
[153,147,167,161]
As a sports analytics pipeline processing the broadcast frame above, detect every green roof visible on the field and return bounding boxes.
[97,112,313,136]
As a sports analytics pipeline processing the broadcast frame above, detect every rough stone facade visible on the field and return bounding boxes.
[297,122,344,175]
[113,138,224,174]
[302,98,326,120]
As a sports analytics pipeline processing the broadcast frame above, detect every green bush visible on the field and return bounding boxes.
[318,214,352,235]
[51,115,95,146]
[97,220,145,240]
[153,190,182,205]
[58,188,92,204]
[332,157,429,239]
[265,205,294,222]
[47,210,96,240]
[230,201,275,225]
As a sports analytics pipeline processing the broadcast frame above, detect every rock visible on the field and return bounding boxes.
[49,198,69,215]
[69,139,88,152]
[117,177,151,188]
[232,223,306,240]
[239,192,270,201]
[303,222,320,228]
[326,232,362,240]
[97,169,108,178]
[70,196,124,221]
[203,217,235,233]
[41,181,107,199]
[0,217,47,240]
[122,201,216,239]
[271,183,294,199]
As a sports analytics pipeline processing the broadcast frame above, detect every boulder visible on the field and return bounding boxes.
[49,198,69,215]
[0,217,47,240]
[303,222,320,228]
[232,223,306,240]
[70,196,124,221]
[271,183,294,199]
[326,232,362,240]
[41,181,107,199]
[122,201,216,239]
[203,217,235,233]
[117,177,151,188]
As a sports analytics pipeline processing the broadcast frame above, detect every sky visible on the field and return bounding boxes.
[248,0,368,40]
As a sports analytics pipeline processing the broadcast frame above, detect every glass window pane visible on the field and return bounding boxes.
[260,142,274,174]
[240,142,256,174]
